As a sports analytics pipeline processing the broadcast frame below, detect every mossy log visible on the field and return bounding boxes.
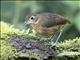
[1,21,80,60]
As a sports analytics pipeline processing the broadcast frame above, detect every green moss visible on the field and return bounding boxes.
[0,21,80,60]
[57,37,80,52]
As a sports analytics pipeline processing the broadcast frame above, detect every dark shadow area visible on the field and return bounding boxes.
[15,57,30,60]
[60,25,80,41]
[44,56,54,60]
[31,58,38,60]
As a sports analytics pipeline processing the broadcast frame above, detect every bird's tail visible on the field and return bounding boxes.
[66,19,71,24]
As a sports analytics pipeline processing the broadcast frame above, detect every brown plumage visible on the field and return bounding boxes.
[25,13,71,36]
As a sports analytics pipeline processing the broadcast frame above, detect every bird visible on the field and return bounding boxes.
[25,13,71,48]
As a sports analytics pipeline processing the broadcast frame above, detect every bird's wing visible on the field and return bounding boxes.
[39,14,70,28]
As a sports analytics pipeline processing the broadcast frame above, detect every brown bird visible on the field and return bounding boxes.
[25,13,71,47]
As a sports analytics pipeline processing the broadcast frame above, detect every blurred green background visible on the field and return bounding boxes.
[1,1,80,41]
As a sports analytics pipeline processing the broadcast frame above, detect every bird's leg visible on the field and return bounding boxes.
[50,30,63,48]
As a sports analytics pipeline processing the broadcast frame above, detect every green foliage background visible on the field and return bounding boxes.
[1,1,80,40]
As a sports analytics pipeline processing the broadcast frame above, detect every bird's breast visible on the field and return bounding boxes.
[31,24,60,36]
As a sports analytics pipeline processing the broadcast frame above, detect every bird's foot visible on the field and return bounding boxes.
[50,43,56,49]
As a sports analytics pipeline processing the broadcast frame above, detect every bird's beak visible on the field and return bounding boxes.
[24,20,34,25]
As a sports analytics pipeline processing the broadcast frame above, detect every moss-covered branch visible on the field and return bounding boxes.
[1,21,80,60]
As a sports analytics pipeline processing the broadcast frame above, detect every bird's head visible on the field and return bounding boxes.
[25,14,40,26]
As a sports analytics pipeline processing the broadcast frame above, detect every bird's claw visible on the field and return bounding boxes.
[50,43,56,49]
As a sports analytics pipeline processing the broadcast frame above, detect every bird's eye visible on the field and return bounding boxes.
[30,16,35,20]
